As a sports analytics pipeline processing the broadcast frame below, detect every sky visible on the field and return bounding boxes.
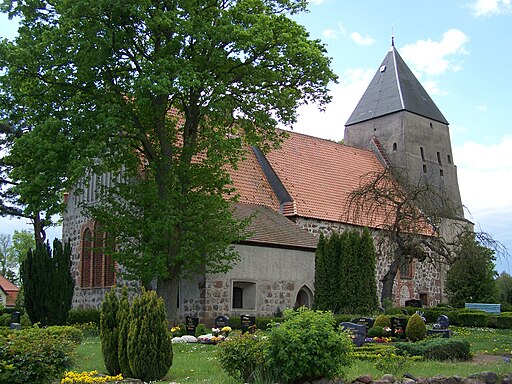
[0,0,511,273]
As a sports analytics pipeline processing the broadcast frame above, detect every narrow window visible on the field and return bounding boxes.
[447,154,452,164]
[423,164,427,173]
[232,287,243,309]
[420,147,425,161]
[81,229,93,288]
[232,282,256,310]
[392,143,397,151]
[429,122,433,129]
[437,152,442,165]
[400,259,414,279]
[92,223,104,288]
[440,169,444,177]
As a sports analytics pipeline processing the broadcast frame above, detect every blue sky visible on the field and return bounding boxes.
[1,0,511,273]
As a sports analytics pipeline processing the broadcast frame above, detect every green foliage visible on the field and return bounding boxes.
[445,234,497,307]
[374,348,412,376]
[0,326,79,384]
[496,272,512,305]
[195,323,207,337]
[314,229,378,314]
[374,314,391,328]
[218,333,270,383]
[67,308,101,328]
[367,326,386,338]
[456,312,489,328]
[265,308,353,383]
[117,286,132,378]
[0,233,18,283]
[127,290,173,382]
[100,288,120,375]
[405,313,426,342]
[395,338,471,361]
[496,313,512,329]
[21,239,74,326]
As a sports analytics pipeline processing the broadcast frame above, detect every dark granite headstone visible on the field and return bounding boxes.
[240,314,256,333]
[437,315,450,329]
[405,299,422,308]
[390,317,407,339]
[10,311,20,324]
[185,316,199,335]
[354,317,374,333]
[214,315,229,328]
[340,322,366,347]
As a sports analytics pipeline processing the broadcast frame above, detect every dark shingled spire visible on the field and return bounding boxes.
[346,44,448,126]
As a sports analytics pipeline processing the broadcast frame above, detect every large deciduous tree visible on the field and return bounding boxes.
[0,0,337,322]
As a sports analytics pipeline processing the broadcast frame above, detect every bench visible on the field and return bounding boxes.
[464,303,501,314]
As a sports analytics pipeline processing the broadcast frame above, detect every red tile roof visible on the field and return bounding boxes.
[0,275,19,307]
[229,130,389,229]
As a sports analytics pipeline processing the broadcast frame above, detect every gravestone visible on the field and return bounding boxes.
[354,317,374,333]
[428,315,451,338]
[340,322,366,347]
[214,315,229,329]
[405,299,422,308]
[390,317,407,339]
[9,311,21,330]
[185,316,199,335]
[240,314,256,333]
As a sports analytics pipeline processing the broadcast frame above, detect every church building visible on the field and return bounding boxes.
[62,41,464,323]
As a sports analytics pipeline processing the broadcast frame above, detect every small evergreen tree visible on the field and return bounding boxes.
[20,239,74,326]
[445,234,497,307]
[117,286,133,378]
[405,313,426,342]
[100,288,120,375]
[128,290,173,381]
[313,233,329,310]
[359,228,379,313]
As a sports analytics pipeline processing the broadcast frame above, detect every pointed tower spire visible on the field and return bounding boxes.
[346,44,448,126]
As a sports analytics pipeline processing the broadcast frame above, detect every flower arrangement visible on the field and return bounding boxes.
[365,336,392,343]
[61,370,123,383]
[221,326,232,336]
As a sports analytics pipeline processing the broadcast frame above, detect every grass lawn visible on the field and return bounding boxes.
[72,328,512,384]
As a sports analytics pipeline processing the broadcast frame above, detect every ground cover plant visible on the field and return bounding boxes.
[69,327,512,384]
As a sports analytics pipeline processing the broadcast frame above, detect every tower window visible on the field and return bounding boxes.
[430,122,433,129]
[437,152,442,165]
[440,169,444,177]
[420,147,425,161]
[393,143,397,151]
[423,164,427,173]
[447,154,452,164]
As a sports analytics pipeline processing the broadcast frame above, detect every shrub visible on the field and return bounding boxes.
[195,323,207,337]
[0,313,10,327]
[405,313,426,342]
[219,333,270,383]
[127,290,173,382]
[265,308,353,383]
[43,325,83,345]
[457,312,489,327]
[0,326,78,384]
[67,308,101,327]
[396,338,471,361]
[100,288,120,375]
[368,326,386,338]
[496,313,512,329]
[117,286,132,378]
[374,314,391,328]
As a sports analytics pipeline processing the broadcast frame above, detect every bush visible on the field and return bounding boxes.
[0,313,10,327]
[127,290,173,382]
[496,313,512,329]
[219,333,270,383]
[396,338,471,361]
[100,288,120,375]
[374,314,391,328]
[117,286,132,378]
[67,308,101,327]
[265,308,353,383]
[368,326,386,338]
[405,313,426,342]
[457,312,489,327]
[0,326,78,384]
[195,323,207,337]
[43,325,84,345]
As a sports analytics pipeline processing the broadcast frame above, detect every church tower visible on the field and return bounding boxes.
[344,38,463,217]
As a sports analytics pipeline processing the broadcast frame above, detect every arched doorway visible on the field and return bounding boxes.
[295,286,313,309]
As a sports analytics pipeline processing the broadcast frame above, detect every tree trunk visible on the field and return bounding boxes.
[156,275,180,326]
[32,212,46,246]
[380,256,402,305]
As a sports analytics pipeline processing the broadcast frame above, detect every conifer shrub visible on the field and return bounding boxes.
[396,338,471,361]
[374,314,391,328]
[127,290,173,382]
[67,308,101,328]
[100,288,120,375]
[117,286,133,378]
[195,323,207,337]
[405,313,426,342]
[265,308,353,383]
[367,326,386,338]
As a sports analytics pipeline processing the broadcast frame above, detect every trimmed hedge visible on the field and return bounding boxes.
[395,338,471,361]
[67,308,100,327]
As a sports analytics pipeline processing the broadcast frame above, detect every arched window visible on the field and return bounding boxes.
[295,286,313,309]
[81,228,93,288]
[80,222,116,289]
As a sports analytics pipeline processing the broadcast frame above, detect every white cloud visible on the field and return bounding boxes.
[290,67,374,141]
[322,29,338,40]
[309,0,327,4]
[477,105,488,111]
[350,32,376,46]
[422,80,448,96]
[400,29,469,76]
[469,0,512,16]
[338,22,347,36]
